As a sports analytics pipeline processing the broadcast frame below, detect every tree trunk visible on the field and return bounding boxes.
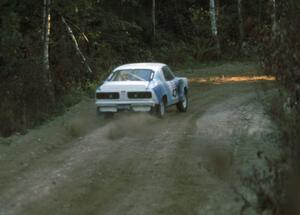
[174,0,186,41]
[238,0,245,53]
[271,0,277,34]
[216,0,220,16]
[42,0,51,80]
[152,0,156,40]
[62,16,93,74]
[258,0,262,27]
[209,0,221,53]
[42,0,54,102]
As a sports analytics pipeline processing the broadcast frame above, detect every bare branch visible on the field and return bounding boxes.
[61,16,92,74]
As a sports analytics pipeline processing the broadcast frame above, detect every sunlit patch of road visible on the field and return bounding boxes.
[189,75,275,84]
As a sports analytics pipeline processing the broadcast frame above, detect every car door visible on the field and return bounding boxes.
[162,66,179,105]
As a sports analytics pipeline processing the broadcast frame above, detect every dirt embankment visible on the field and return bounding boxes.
[0,62,282,215]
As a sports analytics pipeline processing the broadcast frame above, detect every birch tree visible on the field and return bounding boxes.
[209,0,221,53]
[42,0,51,80]
[42,0,54,101]
[62,17,92,74]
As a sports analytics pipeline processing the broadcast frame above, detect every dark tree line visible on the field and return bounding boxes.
[0,0,295,136]
[261,0,300,112]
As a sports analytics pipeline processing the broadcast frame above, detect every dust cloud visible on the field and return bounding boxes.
[104,113,158,140]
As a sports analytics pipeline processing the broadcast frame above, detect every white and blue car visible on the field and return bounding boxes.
[95,63,188,117]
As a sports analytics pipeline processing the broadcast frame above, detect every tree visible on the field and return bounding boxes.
[42,0,51,80]
[42,0,54,101]
[152,0,156,40]
[258,0,262,27]
[237,0,245,53]
[61,16,92,74]
[271,0,277,34]
[209,0,221,53]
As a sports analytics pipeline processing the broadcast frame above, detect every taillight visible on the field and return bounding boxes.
[96,92,119,99]
[128,92,152,99]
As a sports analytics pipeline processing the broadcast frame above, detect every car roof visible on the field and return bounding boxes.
[113,63,166,72]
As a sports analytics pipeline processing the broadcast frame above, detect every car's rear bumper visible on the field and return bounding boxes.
[96,100,156,112]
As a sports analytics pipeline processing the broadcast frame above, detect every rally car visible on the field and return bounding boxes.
[95,63,188,117]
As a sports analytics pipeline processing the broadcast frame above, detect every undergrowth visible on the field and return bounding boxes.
[261,87,300,215]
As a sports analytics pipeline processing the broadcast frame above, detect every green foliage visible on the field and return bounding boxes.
[259,2,300,213]
[61,88,82,108]
[0,12,21,60]
[153,40,190,66]
[84,81,99,98]
[0,98,19,137]
[260,0,300,113]
[0,0,267,136]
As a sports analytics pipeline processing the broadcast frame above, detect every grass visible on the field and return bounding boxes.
[0,138,12,146]
[66,118,86,138]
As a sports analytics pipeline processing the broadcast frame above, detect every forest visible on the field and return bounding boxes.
[1,0,292,136]
[1,1,300,214]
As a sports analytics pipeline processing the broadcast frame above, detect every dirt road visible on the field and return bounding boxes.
[0,63,281,215]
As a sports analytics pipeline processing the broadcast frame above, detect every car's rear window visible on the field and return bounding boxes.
[110,69,153,81]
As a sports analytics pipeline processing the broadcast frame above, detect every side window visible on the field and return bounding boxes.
[162,66,175,81]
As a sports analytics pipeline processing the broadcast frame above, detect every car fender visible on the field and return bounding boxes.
[177,78,188,101]
[152,83,166,104]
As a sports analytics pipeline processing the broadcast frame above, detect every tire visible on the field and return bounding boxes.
[157,99,166,118]
[177,91,188,112]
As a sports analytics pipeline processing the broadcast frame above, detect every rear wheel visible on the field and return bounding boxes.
[177,91,188,112]
[157,98,166,118]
